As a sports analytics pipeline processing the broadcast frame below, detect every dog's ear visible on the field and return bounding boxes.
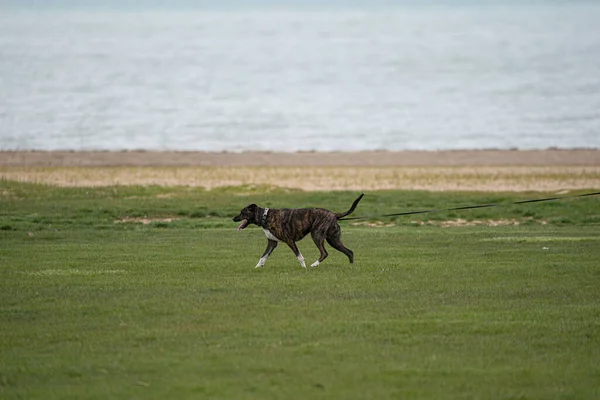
[247,204,258,211]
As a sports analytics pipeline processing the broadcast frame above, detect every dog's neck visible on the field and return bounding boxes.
[254,206,269,228]
[260,207,269,228]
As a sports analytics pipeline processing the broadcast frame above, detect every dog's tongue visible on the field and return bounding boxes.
[237,220,247,231]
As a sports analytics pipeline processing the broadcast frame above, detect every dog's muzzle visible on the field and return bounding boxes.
[233,216,249,231]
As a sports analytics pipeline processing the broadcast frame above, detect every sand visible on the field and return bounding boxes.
[1,149,599,167]
[1,150,599,191]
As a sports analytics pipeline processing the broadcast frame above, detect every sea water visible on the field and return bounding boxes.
[1,2,599,151]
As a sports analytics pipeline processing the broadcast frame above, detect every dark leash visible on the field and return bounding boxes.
[339,191,600,221]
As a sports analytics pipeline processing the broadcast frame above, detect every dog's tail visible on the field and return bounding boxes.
[335,193,365,220]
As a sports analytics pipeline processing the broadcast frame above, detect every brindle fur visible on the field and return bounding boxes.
[233,194,364,268]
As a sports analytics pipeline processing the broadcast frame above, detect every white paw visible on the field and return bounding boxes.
[297,254,306,268]
[310,260,320,267]
[255,257,266,268]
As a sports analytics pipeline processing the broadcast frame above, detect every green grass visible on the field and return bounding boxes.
[1,181,599,399]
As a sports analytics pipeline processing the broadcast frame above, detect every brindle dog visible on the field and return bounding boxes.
[233,194,364,268]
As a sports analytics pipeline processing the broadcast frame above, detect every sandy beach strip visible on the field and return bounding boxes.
[1,149,599,167]
[1,150,599,191]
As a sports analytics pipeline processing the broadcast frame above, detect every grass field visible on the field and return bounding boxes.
[1,180,599,399]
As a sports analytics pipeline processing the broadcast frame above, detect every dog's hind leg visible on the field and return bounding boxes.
[285,241,306,268]
[256,239,278,268]
[310,231,328,267]
[326,222,354,264]
[326,237,354,264]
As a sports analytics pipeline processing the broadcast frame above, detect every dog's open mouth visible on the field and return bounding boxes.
[237,219,249,231]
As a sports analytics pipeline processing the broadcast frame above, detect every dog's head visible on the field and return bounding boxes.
[232,204,258,231]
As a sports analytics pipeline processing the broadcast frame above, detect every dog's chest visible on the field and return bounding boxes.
[262,228,280,242]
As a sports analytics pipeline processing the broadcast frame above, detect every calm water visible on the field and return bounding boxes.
[1,4,600,152]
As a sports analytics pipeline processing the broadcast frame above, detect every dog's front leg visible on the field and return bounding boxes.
[256,239,278,268]
[285,241,306,268]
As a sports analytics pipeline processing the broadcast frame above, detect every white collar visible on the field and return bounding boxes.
[261,208,269,228]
